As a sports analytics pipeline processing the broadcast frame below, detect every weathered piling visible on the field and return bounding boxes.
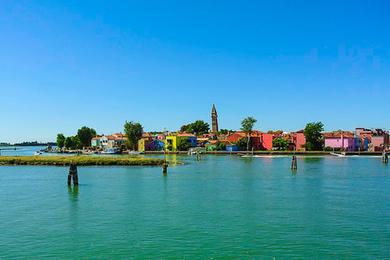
[196,151,201,161]
[382,151,388,164]
[291,155,298,170]
[162,161,168,176]
[68,164,78,186]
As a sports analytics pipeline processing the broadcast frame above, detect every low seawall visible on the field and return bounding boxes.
[143,151,384,156]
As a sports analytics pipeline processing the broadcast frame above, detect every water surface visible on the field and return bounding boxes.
[0,155,389,258]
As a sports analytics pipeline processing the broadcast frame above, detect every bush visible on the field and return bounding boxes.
[215,142,226,151]
[176,138,192,151]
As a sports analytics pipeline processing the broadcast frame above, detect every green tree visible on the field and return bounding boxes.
[77,126,97,148]
[71,136,81,149]
[180,120,210,135]
[272,137,289,150]
[64,137,73,150]
[215,141,226,151]
[176,138,191,151]
[56,133,65,149]
[241,117,257,151]
[218,129,234,135]
[236,138,250,151]
[304,122,324,151]
[124,121,143,150]
[64,136,81,150]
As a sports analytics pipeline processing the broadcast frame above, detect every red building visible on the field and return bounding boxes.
[288,130,306,151]
[261,133,274,150]
[226,131,275,150]
[226,130,306,151]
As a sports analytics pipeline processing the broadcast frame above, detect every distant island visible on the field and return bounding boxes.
[0,141,56,147]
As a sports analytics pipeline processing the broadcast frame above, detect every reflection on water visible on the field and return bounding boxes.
[302,157,325,163]
[291,169,298,176]
[164,154,179,165]
[68,185,79,202]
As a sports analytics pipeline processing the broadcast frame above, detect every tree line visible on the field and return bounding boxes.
[57,126,97,150]
[56,119,325,151]
[56,122,144,151]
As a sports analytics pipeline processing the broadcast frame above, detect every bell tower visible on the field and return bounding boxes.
[211,104,218,133]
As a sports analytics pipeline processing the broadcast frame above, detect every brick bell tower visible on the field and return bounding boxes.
[211,104,218,133]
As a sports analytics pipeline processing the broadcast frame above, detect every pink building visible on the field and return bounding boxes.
[324,131,356,151]
[355,128,389,151]
[371,136,387,151]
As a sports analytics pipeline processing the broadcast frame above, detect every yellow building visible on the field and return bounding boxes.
[164,135,178,152]
[137,138,148,152]
[164,134,197,152]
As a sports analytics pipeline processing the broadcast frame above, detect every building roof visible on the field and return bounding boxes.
[177,133,196,137]
[323,131,354,138]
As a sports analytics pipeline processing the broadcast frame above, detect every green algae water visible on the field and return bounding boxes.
[1,155,389,258]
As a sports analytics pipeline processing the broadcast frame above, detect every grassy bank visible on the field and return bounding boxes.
[0,156,164,166]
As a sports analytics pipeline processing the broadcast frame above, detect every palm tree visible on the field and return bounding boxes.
[241,117,257,151]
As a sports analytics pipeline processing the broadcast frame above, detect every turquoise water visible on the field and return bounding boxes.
[0,146,48,156]
[1,155,389,258]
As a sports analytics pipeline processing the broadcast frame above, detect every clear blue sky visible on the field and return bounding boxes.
[1,0,389,143]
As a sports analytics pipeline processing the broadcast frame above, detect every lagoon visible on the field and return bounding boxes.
[0,155,389,258]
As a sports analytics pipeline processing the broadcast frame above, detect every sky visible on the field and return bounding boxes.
[0,0,389,143]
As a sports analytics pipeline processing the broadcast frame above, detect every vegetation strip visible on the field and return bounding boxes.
[0,156,164,166]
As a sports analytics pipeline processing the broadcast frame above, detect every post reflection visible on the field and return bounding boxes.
[68,185,79,202]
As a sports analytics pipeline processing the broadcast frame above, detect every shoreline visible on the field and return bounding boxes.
[142,151,385,156]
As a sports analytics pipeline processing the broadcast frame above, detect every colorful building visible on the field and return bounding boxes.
[91,136,102,147]
[138,133,165,152]
[138,139,164,152]
[323,131,356,151]
[261,133,274,151]
[355,128,389,151]
[226,144,239,151]
[91,133,127,149]
[284,130,306,151]
[164,133,197,152]
[226,131,276,150]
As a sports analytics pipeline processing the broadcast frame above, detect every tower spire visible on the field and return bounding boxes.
[211,104,218,133]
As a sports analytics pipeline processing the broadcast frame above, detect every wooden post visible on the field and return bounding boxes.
[67,174,72,186]
[383,151,388,164]
[68,164,78,186]
[291,155,297,170]
[73,170,79,186]
[162,162,168,176]
[196,151,201,161]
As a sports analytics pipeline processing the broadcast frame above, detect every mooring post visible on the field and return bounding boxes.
[382,151,388,164]
[68,164,79,186]
[73,166,79,186]
[67,173,72,186]
[162,161,168,176]
[291,155,297,170]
